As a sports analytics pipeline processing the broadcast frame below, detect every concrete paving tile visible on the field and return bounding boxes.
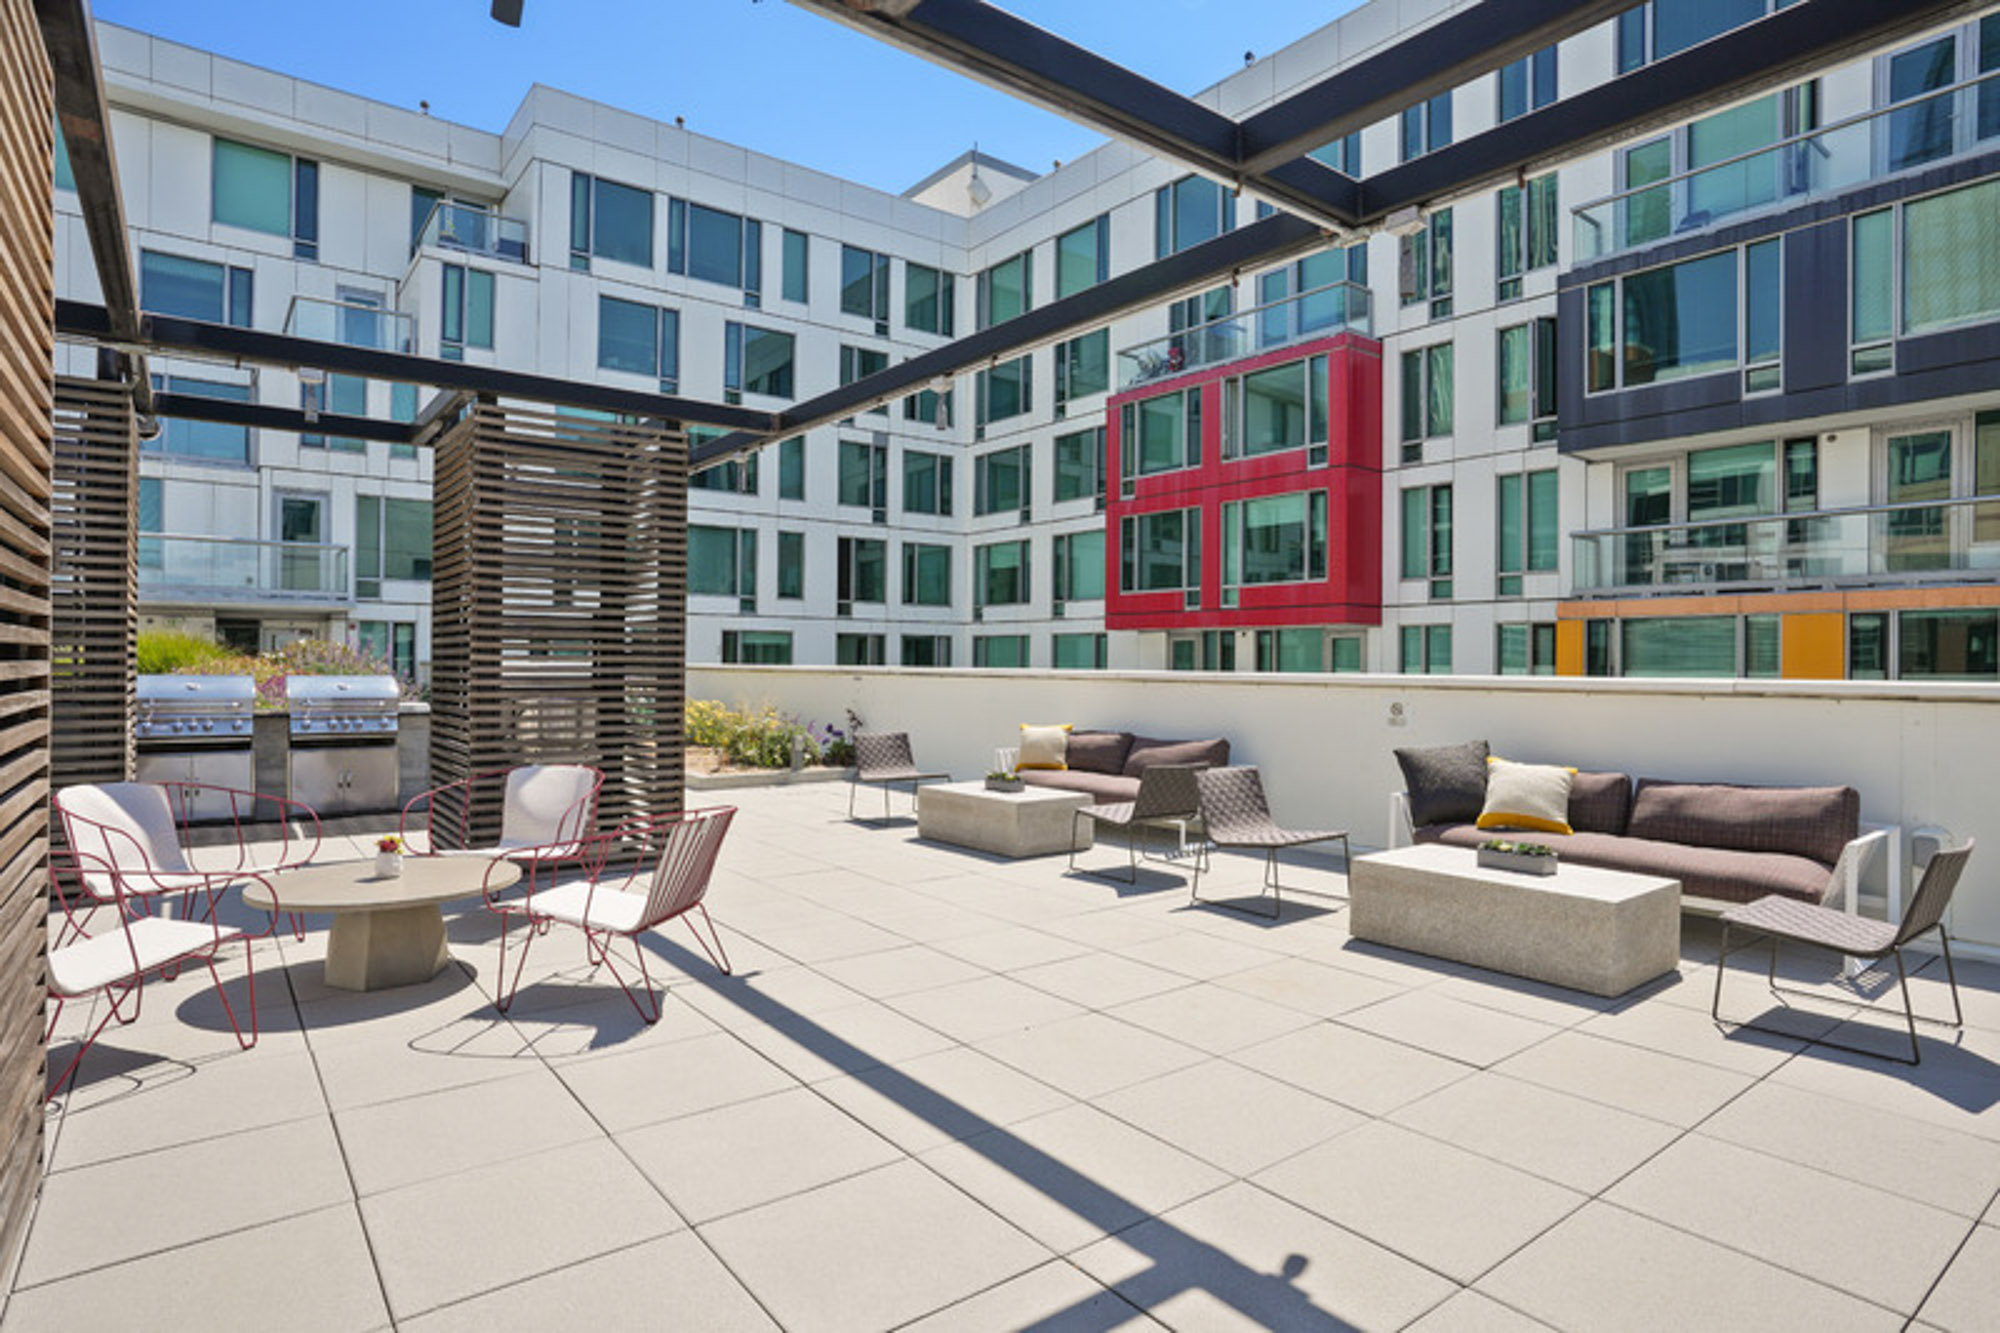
[1105,983,1317,1057]
[553,1029,796,1133]
[727,996,960,1084]
[699,1159,1051,1333]
[335,1066,603,1196]
[1587,985,1836,1075]
[1337,989,1560,1067]
[750,916,913,965]
[1012,952,1194,1010]
[1071,1181,1457,1332]
[360,1139,682,1321]
[1606,1134,1969,1313]
[812,943,990,999]
[1095,1058,1365,1177]
[1429,969,1620,1029]
[618,1086,902,1223]
[46,1045,326,1173]
[1036,908,1186,952]
[1234,1022,1472,1116]
[1767,1032,2000,1142]
[930,924,1095,972]
[2,1204,387,1333]
[1253,1120,1583,1284]
[812,1046,1073,1154]
[1480,1203,1904,1332]
[306,1013,544,1112]
[921,1103,1231,1255]
[1212,955,1406,1018]
[977,1012,1206,1100]
[1493,1029,1754,1127]
[677,964,872,1031]
[16,1115,353,1287]
[886,974,1087,1044]
[1111,929,1284,983]
[1914,1223,2000,1332]
[900,1259,1156,1331]
[1402,1289,1555,1331]
[510,984,722,1060]
[1389,1071,1682,1194]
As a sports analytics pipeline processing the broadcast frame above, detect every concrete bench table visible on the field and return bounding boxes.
[1349,843,1680,998]
[917,782,1094,859]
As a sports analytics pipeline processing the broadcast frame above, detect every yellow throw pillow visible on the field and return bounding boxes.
[1017,723,1072,771]
[1475,757,1575,836]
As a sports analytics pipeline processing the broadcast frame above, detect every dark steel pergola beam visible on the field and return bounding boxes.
[153,393,414,446]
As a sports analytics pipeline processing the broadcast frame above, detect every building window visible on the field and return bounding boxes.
[1851,208,1894,375]
[721,630,792,665]
[669,199,760,300]
[1615,85,1817,251]
[300,374,366,452]
[903,450,953,516]
[1400,343,1454,459]
[1402,484,1453,599]
[902,542,951,606]
[1120,508,1201,598]
[1053,427,1105,506]
[841,245,891,326]
[1399,92,1453,162]
[836,634,886,666]
[1900,608,1999,679]
[1496,174,1559,301]
[1498,45,1558,123]
[977,250,1033,329]
[777,531,804,599]
[973,635,1029,669]
[1878,18,2000,173]
[1306,132,1361,177]
[1255,629,1324,674]
[724,321,795,399]
[1618,0,1792,73]
[1120,387,1202,479]
[1055,216,1110,298]
[1902,177,2000,337]
[905,262,954,335]
[440,264,495,356]
[1224,354,1328,462]
[836,536,887,611]
[137,476,162,570]
[777,436,805,501]
[1053,632,1107,670]
[54,121,73,192]
[902,635,952,667]
[839,345,890,415]
[140,251,253,326]
[1053,529,1105,603]
[1621,615,1739,676]
[1330,636,1364,672]
[598,297,679,391]
[691,526,756,604]
[146,375,252,465]
[974,444,1031,519]
[1222,491,1327,607]
[1054,329,1110,412]
[1497,470,1559,596]
[1169,632,1234,672]
[355,622,417,680]
[838,439,888,518]
[905,386,953,430]
[1746,613,1782,678]
[1399,208,1453,317]
[974,356,1033,430]
[975,539,1031,607]
[569,172,653,270]
[1743,238,1782,393]
[781,229,809,303]
[690,451,757,496]
[1497,318,1558,441]
[1497,623,1558,675]
[1400,625,1452,674]
[213,137,317,259]
[1154,175,1233,258]
[1586,248,1751,392]
[355,496,433,599]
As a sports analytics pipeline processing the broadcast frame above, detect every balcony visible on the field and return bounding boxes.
[1572,495,2000,594]
[138,533,351,607]
[1117,280,1372,389]
[412,199,529,264]
[1572,69,2000,264]
[282,296,413,353]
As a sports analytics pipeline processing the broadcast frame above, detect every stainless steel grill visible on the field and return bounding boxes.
[134,675,257,820]
[286,675,401,815]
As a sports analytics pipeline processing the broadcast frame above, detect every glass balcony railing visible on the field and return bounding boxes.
[138,535,351,604]
[413,200,529,264]
[282,297,413,353]
[1572,495,2000,593]
[1572,70,2000,264]
[1117,280,1372,389]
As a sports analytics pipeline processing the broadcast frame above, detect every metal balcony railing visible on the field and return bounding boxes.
[138,534,351,604]
[1572,495,2000,593]
[1116,280,1372,389]
[412,199,529,264]
[1571,69,2000,264]
[282,297,413,353]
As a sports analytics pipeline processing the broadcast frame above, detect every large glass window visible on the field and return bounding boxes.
[777,436,805,501]
[1053,427,1105,505]
[782,229,809,303]
[1498,46,1558,124]
[137,477,161,569]
[1496,470,1559,596]
[840,246,891,323]
[1903,178,2000,336]
[1052,633,1107,670]
[1900,609,1999,679]
[975,540,1030,606]
[1054,529,1105,602]
[905,262,954,335]
[1498,623,1558,676]
[1056,216,1109,298]
[974,445,1030,517]
[1122,388,1202,477]
[1120,509,1200,595]
[777,531,804,599]
[1054,329,1110,409]
[690,526,755,599]
[836,634,886,667]
[1851,208,1894,374]
[1225,355,1327,460]
[721,631,792,664]
[1399,344,1454,450]
[1496,174,1558,300]
[1306,132,1361,177]
[1401,484,1453,599]
[837,536,886,606]
[213,138,315,258]
[597,297,678,389]
[1621,615,1739,676]
[973,635,1029,669]
[570,173,653,269]
[902,542,951,606]
[840,345,889,412]
[146,376,252,465]
[301,372,366,452]
[1621,0,1776,70]
[1400,92,1453,162]
[838,439,888,513]
[1400,625,1452,674]
[1154,176,1232,258]
[1256,629,1325,674]
[140,251,252,326]
[903,450,952,515]
[1623,250,1738,386]
[1223,491,1328,595]
[355,496,432,598]
[440,264,495,354]
[670,200,760,296]
[977,250,1032,328]
[902,636,952,668]
[1886,34,1959,172]
[1497,318,1559,440]
[1399,208,1454,313]
[974,356,1032,427]
[725,322,794,399]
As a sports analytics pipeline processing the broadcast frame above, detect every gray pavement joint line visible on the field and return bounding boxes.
[1902,1186,2000,1330]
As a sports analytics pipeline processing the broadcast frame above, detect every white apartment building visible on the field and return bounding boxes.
[59,0,2000,685]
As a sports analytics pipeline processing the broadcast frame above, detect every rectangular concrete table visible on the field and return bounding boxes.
[917,782,1094,858]
[1349,843,1680,997]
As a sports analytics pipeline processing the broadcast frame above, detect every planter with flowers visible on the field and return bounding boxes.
[375,836,403,879]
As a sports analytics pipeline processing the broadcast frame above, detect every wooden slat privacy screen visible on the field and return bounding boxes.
[0,0,56,1272]
[50,376,133,793]
[429,402,686,843]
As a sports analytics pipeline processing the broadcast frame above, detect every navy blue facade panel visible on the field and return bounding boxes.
[1784,221,1846,396]
[1555,285,1585,434]
[1899,322,2000,377]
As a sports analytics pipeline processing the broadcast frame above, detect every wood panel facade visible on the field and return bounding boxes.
[0,0,56,1275]
[429,402,685,844]
[50,376,132,792]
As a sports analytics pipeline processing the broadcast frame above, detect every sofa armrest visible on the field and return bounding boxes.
[1389,791,1414,849]
[994,747,1019,775]
[1825,825,1899,918]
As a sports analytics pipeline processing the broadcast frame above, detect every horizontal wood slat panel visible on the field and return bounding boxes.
[50,377,132,793]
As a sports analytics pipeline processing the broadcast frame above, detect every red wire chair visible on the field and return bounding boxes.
[401,764,603,899]
[485,806,736,1023]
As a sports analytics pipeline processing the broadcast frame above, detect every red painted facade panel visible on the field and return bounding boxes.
[1101,332,1383,632]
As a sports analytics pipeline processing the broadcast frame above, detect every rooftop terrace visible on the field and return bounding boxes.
[16,782,2000,1331]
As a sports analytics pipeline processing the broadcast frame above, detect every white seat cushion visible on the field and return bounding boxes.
[48,918,240,997]
[528,879,650,934]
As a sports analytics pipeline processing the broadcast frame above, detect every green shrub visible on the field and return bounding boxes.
[137,629,232,675]
[685,700,824,769]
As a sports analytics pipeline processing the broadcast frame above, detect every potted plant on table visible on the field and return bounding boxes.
[375,835,404,878]
[985,769,1025,793]
[1476,838,1558,876]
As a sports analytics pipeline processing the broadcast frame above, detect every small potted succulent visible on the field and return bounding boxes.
[1477,837,1558,876]
[985,769,1025,793]
[375,835,404,879]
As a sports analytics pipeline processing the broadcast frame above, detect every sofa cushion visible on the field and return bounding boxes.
[1568,771,1633,836]
[1627,780,1858,866]
[1395,740,1490,827]
[1123,736,1229,777]
[1019,769,1137,802]
[1065,730,1134,776]
[1415,824,1833,906]
[1476,759,1574,836]
[1017,723,1071,771]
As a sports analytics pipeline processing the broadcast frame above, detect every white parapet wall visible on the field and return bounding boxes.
[691,665,2000,957]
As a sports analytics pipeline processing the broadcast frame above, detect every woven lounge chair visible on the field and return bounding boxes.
[1069,763,1203,884]
[1190,766,1350,920]
[847,732,949,823]
[1712,840,1973,1065]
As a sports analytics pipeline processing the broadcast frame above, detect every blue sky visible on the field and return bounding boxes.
[93,1,1361,194]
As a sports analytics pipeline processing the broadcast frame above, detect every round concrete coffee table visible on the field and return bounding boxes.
[244,856,522,991]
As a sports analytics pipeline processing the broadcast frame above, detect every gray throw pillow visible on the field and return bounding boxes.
[1394,740,1490,827]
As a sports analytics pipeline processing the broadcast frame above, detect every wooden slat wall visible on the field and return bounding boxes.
[50,376,132,792]
[429,402,685,844]
[0,0,55,1275]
